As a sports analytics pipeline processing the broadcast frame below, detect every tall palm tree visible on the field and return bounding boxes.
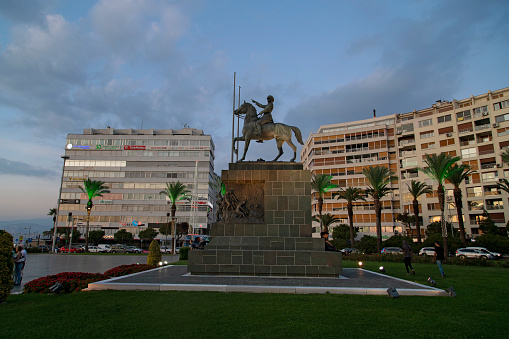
[362,165,397,253]
[80,179,110,252]
[446,164,475,245]
[498,178,509,194]
[501,148,509,165]
[311,174,337,231]
[419,153,460,257]
[160,181,190,254]
[313,213,340,233]
[48,208,57,252]
[333,187,365,246]
[406,180,432,245]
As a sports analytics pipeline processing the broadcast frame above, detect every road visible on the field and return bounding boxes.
[11,253,180,293]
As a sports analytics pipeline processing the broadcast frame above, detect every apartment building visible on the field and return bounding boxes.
[56,127,217,242]
[301,87,509,240]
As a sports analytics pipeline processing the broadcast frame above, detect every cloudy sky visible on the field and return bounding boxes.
[0,0,508,221]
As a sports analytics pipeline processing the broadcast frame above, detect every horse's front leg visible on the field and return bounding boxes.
[238,137,251,162]
[232,136,244,155]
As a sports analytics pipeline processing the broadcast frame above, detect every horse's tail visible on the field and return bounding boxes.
[290,126,304,145]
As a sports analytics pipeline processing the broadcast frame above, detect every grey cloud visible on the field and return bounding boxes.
[0,157,55,178]
[0,0,53,26]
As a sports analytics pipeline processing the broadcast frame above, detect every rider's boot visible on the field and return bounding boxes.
[255,123,263,143]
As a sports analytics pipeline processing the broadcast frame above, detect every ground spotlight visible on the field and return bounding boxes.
[427,277,436,287]
[358,261,363,267]
[379,266,386,274]
[445,287,457,297]
[164,261,168,265]
[158,262,163,266]
[387,287,399,298]
[50,282,64,294]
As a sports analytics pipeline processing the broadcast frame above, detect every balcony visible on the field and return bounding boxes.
[475,124,491,131]
[399,139,415,146]
[458,128,474,135]
[486,205,504,210]
[479,149,495,156]
[481,163,497,170]
[401,172,419,179]
[484,190,501,196]
[460,140,476,147]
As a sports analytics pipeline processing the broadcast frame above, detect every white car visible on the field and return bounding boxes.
[160,246,172,253]
[466,247,502,260]
[88,245,100,253]
[419,247,435,256]
[97,244,111,253]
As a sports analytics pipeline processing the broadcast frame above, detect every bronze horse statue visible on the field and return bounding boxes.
[233,101,304,162]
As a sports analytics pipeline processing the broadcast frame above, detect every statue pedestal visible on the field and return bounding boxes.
[188,162,342,277]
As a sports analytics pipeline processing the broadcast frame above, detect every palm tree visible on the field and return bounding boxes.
[498,178,509,194]
[501,148,509,165]
[406,180,432,245]
[48,208,58,252]
[313,213,340,233]
[160,181,190,254]
[311,174,337,231]
[80,179,110,252]
[445,164,475,245]
[362,165,397,253]
[333,187,365,246]
[419,153,460,257]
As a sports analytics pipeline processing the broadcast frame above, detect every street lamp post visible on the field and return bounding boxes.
[23,226,31,247]
[52,155,69,253]
[166,212,170,253]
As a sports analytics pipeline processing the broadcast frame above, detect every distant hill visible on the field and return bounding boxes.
[0,218,54,237]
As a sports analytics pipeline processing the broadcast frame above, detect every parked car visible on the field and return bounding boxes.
[88,245,100,253]
[456,248,494,260]
[59,245,82,253]
[381,247,403,254]
[160,246,172,253]
[110,244,126,253]
[125,246,142,253]
[97,244,111,253]
[419,247,435,256]
[340,248,362,255]
[37,245,51,252]
[466,247,502,260]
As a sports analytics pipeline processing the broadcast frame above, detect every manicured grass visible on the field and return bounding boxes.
[1,261,508,338]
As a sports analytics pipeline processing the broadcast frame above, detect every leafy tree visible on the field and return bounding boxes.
[177,222,190,241]
[71,229,81,243]
[331,224,353,241]
[88,230,105,245]
[395,212,416,231]
[80,179,110,252]
[356,235,377,254]
[160,181,190,255]
[114,229,134,244]
[419,153,460,257]
[139,228,158,242]
[382,235,413,249]
[333,187,365,246]
[425,221,452,237]
[362,165,397,253]
[479,209,503,235]
[311,174,337,232]
[406,180,432,244]
[446,164,475,245]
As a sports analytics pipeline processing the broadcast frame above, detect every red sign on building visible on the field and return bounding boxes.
[124,145,146,150]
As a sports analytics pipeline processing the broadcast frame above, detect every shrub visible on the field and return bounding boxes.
[356,235,377,254]
[147,240,162,266]
[104,264,155,277]
[0,230,14,302]
[179,247,190,260]
[471,234,509,254]
[23,272,106,293]
[382,235,413,250]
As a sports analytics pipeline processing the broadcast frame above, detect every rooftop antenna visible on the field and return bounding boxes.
[140,117,143,129]
[231,72,236,163]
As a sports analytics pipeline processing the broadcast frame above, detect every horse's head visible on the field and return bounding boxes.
[234,101,256,117]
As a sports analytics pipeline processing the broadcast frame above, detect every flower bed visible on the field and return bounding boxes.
[23,263,156,294]
[104,264,155,277]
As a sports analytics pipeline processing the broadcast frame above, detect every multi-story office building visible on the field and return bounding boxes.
[56,127,217,242]
[301,87,509,240]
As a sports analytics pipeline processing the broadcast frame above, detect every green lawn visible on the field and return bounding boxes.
[1,261,508,338]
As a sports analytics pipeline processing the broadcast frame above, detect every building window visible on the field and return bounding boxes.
[456,110,471,121]
[420,131,434,139]
[493,99,509,111]
[482,172,498,182]
[461,147,477,159]
[418,119,433,128]
[437,115,451,123]
[495,113,509,123]
[473,106,488,115]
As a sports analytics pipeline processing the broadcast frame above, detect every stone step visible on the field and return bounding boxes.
[206,236,324,251]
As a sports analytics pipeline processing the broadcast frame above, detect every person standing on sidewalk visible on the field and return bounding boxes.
[403,240,415,275]
[12,245,27,285]
[433,241,446,278]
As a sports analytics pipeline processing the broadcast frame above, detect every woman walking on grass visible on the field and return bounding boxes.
[403,240,415,275]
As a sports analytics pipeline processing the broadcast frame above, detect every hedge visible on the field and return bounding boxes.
[0,230,14,302]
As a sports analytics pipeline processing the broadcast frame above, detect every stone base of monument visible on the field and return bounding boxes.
[188,162,342,278]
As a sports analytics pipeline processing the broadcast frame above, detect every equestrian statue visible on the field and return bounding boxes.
[233,95,304,162]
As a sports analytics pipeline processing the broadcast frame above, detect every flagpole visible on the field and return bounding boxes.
[231,72,236,163]
[236,85,241,162]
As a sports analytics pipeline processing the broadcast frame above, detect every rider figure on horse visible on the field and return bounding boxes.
[251,95,275,143]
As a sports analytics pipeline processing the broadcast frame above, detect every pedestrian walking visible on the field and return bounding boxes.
[403,240,415,275]
[433,241,446,278]
[12,245,27,285]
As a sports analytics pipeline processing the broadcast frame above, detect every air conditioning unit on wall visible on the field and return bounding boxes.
[493,123,499,128]
[446,132,453,137]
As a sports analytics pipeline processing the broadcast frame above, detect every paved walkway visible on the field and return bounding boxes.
[88,265,449,296]
[11,253,179,293]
